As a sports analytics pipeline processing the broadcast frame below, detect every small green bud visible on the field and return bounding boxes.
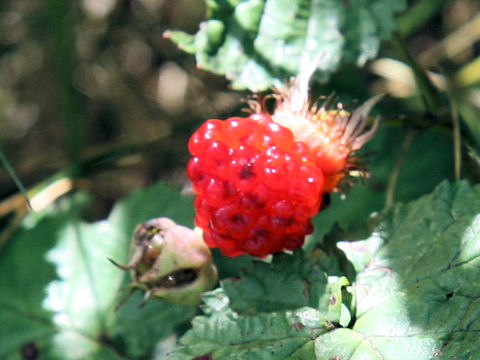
[111,218,217,307]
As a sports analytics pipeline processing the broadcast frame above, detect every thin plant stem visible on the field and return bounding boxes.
[0,145,31,209]
[46,0,82,165]
[396,0,453,37]
[442,70,462,182]
[448,92,462,182]
[385,130,415,210]
[391,32,445,115]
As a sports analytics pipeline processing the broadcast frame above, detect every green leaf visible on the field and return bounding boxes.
[108,182,195,243]
[0,216,63,360]
[223,251,326,314]
[109,292,195,358]
[173,251,353,359]
[167,0,407,90]
[222,251,344,317]
[316,181,480,359]
[42,221,125,359]
[174,289,321,359]
[0,183,196,359]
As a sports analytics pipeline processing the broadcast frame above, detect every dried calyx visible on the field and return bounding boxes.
[110,217,218,307]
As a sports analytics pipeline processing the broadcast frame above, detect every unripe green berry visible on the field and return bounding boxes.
[111,218,218,307]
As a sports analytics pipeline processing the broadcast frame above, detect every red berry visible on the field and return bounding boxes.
[187,63,381,258]
[187,114,324,257]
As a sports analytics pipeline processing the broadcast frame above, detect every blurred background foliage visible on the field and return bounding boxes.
[0,0,479,221]
[0,0,242,221]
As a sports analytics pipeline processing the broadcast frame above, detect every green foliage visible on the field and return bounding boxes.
[310,123,455,246]
[0,184,196,359]
[221,251,329,314]
[323,181,480,359]
[173,251,352,359]
[172,181,480,359]
[3,182,480,359]
[167,0,406,90]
